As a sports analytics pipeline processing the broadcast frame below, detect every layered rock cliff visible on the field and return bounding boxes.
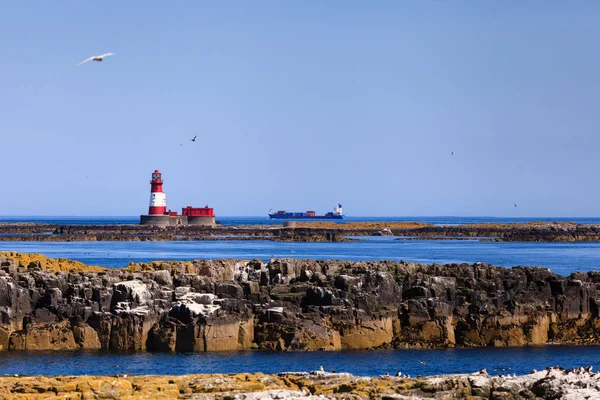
[0,252,599,352]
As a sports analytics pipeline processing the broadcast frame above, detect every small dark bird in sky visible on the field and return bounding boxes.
[514,203,518,208]
[76,53,116,66]
[190,135,197,142]
[450,152,455,155]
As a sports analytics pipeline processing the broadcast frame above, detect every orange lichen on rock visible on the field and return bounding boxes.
[0,252,105,272]
[462,221,582,229]
[0,370,596,399]
[124,260,197,273]
[293,222,432,230]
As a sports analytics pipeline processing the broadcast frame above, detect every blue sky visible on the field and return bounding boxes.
[1,2,599,216]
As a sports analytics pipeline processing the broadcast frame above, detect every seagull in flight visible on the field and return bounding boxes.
[450,152,455,155]
[76,53,116,66]
[190,135,197,142]
[418,360,426,365]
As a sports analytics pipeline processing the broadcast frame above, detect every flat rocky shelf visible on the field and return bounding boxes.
[0,368,597,399]
[1,221,600,242]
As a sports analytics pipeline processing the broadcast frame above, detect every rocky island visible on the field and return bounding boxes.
[0,252,598,352]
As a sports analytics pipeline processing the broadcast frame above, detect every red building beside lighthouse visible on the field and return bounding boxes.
[140,170,216,227]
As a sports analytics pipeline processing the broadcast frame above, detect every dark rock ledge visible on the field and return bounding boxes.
[0,252,599,352]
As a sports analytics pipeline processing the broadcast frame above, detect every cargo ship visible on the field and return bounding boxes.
[268,204,344,220]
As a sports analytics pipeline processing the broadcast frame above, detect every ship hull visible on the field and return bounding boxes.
[268,214,344,220]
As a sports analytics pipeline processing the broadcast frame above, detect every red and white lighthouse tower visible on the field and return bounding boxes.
[148,170,167,215]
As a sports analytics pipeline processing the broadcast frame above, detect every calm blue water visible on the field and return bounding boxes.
[0,347,597,377]
[0,238,598,276]
[1,215,600,226]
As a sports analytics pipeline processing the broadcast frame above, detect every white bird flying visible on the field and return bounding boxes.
[76,53,116,66]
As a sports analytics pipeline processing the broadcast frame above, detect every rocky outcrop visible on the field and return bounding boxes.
[0,367,598,399]
[2,252,600,352]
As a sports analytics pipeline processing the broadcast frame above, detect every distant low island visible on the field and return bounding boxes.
[0,221,599,242]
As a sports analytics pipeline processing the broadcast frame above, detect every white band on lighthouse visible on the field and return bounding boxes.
[149,192,166,207]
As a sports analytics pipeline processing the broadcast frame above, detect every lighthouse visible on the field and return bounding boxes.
[140,169,216,227]
[148,170,167,215]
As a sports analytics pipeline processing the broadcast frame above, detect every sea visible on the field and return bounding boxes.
[0,238,599,277]
[1,215,600,377]
[0,346,597,377]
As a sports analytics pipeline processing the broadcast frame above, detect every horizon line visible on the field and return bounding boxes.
[0,215,599,219]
